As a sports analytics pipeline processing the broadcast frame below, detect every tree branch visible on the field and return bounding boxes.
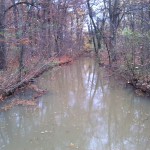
[4,1,36,15]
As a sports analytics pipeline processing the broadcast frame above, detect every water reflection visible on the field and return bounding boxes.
[0,58,150,150]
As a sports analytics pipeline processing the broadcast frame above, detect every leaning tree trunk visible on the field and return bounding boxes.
[87,0,102,54]
[0,0,6,70]
[109,24,117,62]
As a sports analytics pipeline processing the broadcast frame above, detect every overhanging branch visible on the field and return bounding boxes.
[4,1,37,15]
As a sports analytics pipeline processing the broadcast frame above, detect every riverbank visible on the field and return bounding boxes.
[0,54,75,103]
[0,49,149,105]
[97,50,150,97]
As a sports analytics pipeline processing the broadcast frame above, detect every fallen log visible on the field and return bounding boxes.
[0,57,72,101]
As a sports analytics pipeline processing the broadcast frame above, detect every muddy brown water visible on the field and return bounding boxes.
[0,58,150,150]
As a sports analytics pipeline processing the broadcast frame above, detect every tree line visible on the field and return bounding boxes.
[0,0,87,84]
[0,0,150,94]
[87,0,150,93]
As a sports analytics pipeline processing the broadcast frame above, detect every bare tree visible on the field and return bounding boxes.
[0,0,6,70]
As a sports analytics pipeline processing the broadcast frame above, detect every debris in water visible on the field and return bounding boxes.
[70,143,75,147]
[68,143,79,149]
[41,131,45,134]
[40,130,50,134]
[0,99,37,111]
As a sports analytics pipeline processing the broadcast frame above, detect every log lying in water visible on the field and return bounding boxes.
[0,63,54,100]
[0,56,72,101]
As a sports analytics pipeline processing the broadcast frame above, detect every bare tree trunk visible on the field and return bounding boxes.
[87,0,100,54]
[0,0,6,70]
[107,0,123,62]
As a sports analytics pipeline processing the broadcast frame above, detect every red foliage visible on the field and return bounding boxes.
[51,55,73,65]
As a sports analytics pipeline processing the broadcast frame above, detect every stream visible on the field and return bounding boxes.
[0,58,150,150]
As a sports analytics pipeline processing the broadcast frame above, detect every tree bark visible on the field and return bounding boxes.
[0,0,6,70]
